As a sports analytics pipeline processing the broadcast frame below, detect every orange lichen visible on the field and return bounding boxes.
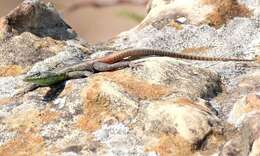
[100,71,172,100]
[0,105,59,155]
[244,93,260,113]
[77,82,110,132]
[5,107,41,130]
[4,105,59,131]
[0,131,45,156]
[145,133,192,156]
[174,97,211,114]
[0,97,13,105]
[174,97,194,105]
[202,0,251,27]
[33,37,65,54]
[0,65,24,77]
[38,106,60,124]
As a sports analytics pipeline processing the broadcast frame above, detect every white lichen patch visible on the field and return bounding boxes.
[0,76,22,98]
[227,96,248,125]
[40,118,77,144]
[0,124,17,146]
[53,97,67,109]
[94,123,158,156]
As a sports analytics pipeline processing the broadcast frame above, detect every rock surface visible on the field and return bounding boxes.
[0,0,260,156]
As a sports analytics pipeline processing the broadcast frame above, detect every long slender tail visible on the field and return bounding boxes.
[98,49,255,63]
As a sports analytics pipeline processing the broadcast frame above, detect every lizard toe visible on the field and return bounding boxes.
[129,61,145,70]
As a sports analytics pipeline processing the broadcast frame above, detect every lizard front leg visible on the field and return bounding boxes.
[15,83,40,97]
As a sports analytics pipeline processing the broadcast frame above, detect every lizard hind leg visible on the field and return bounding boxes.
[93,61,131,72]
[66,71,93,79]
[129,60,146,70]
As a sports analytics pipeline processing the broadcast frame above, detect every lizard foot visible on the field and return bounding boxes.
[129,60,145,70]
[14,84,40,97]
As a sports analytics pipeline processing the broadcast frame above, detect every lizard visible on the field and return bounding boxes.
[17,48,257,96]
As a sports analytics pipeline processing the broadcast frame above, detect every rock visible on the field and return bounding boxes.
[220,112,260,156]
[0,0,89,70]
[0,0,76,40]
[0,0,260,155]
[137,0,250,31]
[0,32,61,67]
[213,70,260,124]
[249,137,260,156]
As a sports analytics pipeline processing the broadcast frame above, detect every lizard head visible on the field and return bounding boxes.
[23,72,67,86]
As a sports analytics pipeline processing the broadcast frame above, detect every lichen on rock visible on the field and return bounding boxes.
[0,0,260,156]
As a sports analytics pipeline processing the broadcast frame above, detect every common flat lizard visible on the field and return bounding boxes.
[17,48,257,96]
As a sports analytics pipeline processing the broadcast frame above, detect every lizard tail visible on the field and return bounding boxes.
[98,49,256,63]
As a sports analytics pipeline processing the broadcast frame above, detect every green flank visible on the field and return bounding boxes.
[24,72,67,86]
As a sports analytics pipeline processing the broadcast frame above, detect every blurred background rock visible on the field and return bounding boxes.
[0,0,146,43]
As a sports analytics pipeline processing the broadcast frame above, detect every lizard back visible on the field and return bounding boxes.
[95,49,255,63]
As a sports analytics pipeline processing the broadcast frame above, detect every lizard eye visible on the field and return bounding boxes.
[31,72,41,77]
[35,72,40,76]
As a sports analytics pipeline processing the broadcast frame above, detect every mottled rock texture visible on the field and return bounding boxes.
[0,0,260,156]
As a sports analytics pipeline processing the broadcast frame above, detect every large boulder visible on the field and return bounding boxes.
[0,0,259,155]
